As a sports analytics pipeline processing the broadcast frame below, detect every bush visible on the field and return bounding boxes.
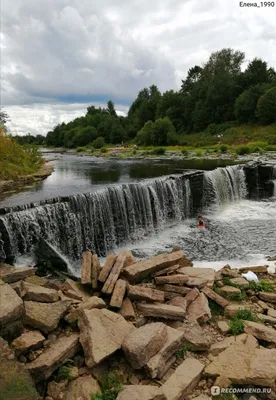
[235,85,266,123]
[256,87,276,124]
[100,147,108,154]
[235,145,251,155]
[219,144,228,153]
[265,145,276,151]
[195,149,203,157]
[76,146,86,152]
[92,372,123,400]
[228,318,244,335]
[92,136,105,149]
[235,308,258,321]
[249,280,274,292]
[151,147,166,155]
[181,148,188,156]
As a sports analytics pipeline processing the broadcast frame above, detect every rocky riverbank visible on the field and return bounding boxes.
[0,161,54,196]
[0,250,276,400]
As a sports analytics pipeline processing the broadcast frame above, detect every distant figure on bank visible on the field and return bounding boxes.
[197,215,206,228]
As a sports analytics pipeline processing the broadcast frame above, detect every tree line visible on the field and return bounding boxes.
[15,48,276,147]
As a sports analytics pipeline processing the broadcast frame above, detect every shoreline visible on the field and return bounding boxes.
[0,160,54,196]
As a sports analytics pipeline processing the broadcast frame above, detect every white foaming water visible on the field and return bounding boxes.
[113,198,276,274]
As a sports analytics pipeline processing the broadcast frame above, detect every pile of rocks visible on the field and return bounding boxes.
[0,249,276,400]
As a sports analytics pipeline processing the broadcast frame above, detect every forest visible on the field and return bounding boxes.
[15,48,276,148]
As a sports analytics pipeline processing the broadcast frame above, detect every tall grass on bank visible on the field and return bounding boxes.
[0,133,43,180]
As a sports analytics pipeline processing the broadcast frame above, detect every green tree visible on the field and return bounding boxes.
[92,136,105,149]
[107,100,117,117]
[243,58,276,88]
[136,121,154,146]
[235,84,268,123]
[256,87,276,124]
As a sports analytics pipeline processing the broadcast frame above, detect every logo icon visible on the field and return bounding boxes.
[211,386,221,396]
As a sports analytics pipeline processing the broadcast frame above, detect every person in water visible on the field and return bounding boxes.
[197,215,206,228]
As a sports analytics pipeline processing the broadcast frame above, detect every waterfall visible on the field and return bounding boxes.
[0,165,247,263]
[203,165,247,208]
[0,175,192,262]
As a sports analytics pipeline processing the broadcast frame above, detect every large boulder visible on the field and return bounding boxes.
[178,322,213,351]
[27,333,80,381]
[162,358,205,400]
[244,320,276,343]
[22,281,60,303]
[117,385,166,400]
[63,375,101,400]
[122,323,167,369]
[78,308,134,367]
[24,300,71,333]
[0,337,39,400]
[146,326,184,378]
[0,264,35,283]
[65,296,106,323]
[209,334,257,356]
[205,341,276,386]
[0,282,24,338]
[187,293,211,324]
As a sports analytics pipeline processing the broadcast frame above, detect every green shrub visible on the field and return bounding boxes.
[195,149,203,157]
[92,137,105,149]
[181,148,188,156]
[151,147,166,156]
[76,146,86,153]
[219,144,228,153]
[265,145,276,151]
[235,145,251,155]
[131,150,137,155]
[228,318,244,335]
[235,308,258,321]
[176,343,192,359]
[91,372,123,400]
[249,280,274,292]
[100,147,108,154]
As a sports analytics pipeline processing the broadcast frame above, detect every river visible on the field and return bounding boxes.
[0,154,275,275]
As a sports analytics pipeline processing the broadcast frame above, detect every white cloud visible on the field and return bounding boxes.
[1,0,275,135]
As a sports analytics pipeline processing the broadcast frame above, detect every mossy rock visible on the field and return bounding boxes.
[0,337,39,400]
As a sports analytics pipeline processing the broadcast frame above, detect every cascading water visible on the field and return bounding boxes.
[0,165,248,265]
[203,165,247,210]
[0,175,192,262]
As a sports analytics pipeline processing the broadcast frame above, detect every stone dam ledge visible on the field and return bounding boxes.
[0,248,276,399]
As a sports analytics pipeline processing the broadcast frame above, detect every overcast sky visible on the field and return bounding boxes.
[1,0,276,135]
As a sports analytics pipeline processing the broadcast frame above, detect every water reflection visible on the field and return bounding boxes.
[0,154,238,208]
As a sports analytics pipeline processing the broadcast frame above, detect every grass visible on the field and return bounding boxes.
[91,372,123,400]
[228,318,245,335]
[176,343,193,359]
[0,134,43,180]
[249,280,274,293]
[209,299,224,318]
[151,147,166,155]
[235,308,258,321]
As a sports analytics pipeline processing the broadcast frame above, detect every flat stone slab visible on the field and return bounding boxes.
[27,333,80,382]
[11,330,45,355]
[201,286,229,308]
[117,385,166,400]
[122,251,185,282]
[119,298,136,321]
[187,293,211,324]
[137,303,186,320]
[0,264,35,283]
[209,333,256,356]
[0,283,24,329]
[0,337,39,400]
[178,267,215,287]
[122,322,167,369]
[258,292,276,303]
[162,358,205,400]
[224,304,252,318]
[229,277,249,288]
[146,326,184,378]
[205,341,276,386]
[78,308,134,367]
[244,320,276,343]
[128,284,165,302]
[220,286,241,295]
[24,300,71,333]
[22,281,60,303]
